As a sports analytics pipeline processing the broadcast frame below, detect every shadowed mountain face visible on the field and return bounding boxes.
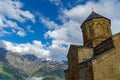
[6,52,42,75]
[23,54,38,61]
[0,48,67,80]
[0,48,26,80]
[0,48,8,62]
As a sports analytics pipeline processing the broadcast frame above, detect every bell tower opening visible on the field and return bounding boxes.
[80,11,112,47]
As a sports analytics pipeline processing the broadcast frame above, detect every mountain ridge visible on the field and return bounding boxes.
[0,47,67,80]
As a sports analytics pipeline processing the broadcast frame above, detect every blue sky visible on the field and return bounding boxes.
[0,0,120,60]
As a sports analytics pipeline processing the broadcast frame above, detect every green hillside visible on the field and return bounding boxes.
[0,62,25,80]
[0,61,66,80]
[33,66,65,80]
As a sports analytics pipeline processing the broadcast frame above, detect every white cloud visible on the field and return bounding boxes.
[0,40,50,58]
[27,26,34,33]
[0,0,35,37]
[49,0,63,7]
[48,39,68,60]
[0,39,69,60]
[40,17,59,29]
[0,0,35,22]
[45,20,82,44]
[0,28,11,36]
[62,5,89,23]
[17,31,26,37]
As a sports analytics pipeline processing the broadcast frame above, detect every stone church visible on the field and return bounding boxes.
[65,11,120,80]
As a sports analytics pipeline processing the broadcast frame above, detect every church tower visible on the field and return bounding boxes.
[81,11,112,47]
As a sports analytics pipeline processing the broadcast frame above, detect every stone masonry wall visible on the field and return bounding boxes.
[92,33,120,80]
[78,47,93,63]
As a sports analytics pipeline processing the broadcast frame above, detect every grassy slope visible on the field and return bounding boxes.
[34,67,65,80]
[0,62,25,80]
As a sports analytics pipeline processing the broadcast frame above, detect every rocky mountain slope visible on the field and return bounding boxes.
[0,48,67,80]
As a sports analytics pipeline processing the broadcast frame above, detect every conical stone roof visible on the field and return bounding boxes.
[81,11,110,29]
[84,11,110,22]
